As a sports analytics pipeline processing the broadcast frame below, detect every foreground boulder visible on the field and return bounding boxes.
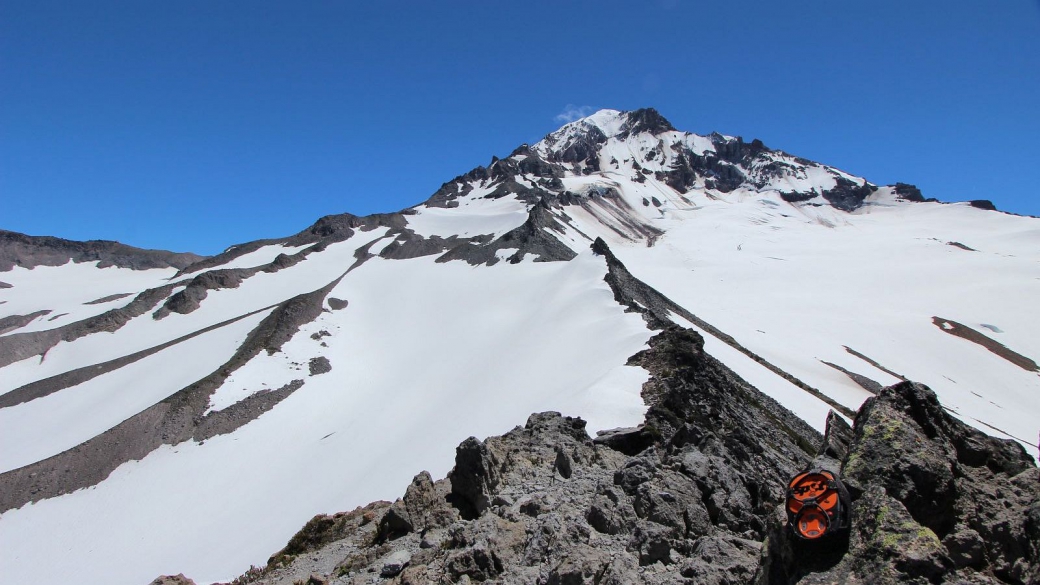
[191,327,1037,585]
[764,381,1040,585]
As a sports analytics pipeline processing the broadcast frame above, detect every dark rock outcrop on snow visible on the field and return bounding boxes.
[155,268,255,318]
[894,182,926,202]
[819,177,878,212]
[0,229,204,272]
[0,309,51,335]
[205,334,1038,585]
[970,199,998,211]
[84,292,135,305]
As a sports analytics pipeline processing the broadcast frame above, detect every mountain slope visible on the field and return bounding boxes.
[1,108,1037,585]
[197,331,1037,585]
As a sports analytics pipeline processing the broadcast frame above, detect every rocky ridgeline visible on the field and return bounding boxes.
[153,327,1039,585]
[0,229,204,272]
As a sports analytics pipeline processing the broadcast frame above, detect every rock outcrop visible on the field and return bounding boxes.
[0,229,204,272]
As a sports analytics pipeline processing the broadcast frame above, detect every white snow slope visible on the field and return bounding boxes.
[1,108,1037,585]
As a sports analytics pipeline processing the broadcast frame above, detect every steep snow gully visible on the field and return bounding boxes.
[1,108,1038,584]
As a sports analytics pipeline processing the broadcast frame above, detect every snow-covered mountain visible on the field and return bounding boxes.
[1,108,1037,585]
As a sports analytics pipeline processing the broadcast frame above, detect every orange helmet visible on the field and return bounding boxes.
[785,469,849,540]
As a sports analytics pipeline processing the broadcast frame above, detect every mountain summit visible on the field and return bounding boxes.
[1,108,1037,584]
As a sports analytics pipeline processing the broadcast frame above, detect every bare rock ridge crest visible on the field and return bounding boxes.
[0,229,203,272]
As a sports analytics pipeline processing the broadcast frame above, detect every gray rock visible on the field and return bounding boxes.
[378,470,456,541]
[446,543,502,582]
[680,536,761,584]
[147,575,196,585]
[379,549,411,577]
[0,229,203,272]
[943,526,986,569]
[0,310,51,335]
[449,437,501,518]
[83,292,133,305]
[308,356,331,376]
[593,425,653,455]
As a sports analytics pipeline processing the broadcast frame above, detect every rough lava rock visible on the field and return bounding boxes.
[0,229,204,272]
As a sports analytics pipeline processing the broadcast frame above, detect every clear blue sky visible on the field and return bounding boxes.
[2,1,1038,255]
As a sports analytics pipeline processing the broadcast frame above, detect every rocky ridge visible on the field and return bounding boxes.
[160,326,1038,585]
[0,229,204,272]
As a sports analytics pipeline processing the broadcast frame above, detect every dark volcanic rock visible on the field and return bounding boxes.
[970,199,997,211]
[449,436,502,519]
[194,380,305,442]
[0,310,51,335]
[893,182,925,202]
[0,229,204,272]
[436,198,578,266]
[552,124,608,167]
[593,426,655,456]
[618,107,676,138]
[307,356,331,376]
[820,177,878,212]
[711,134,771,166]
[156,268,253,317]
[218,325,828,585]
[84,292,134,305]
[377,471,456,541]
